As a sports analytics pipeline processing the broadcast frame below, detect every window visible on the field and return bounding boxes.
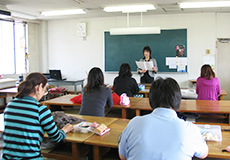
[0,20,28,75]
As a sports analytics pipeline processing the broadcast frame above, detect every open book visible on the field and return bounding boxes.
[136,61,154,71]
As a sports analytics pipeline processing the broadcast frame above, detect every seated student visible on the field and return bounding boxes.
[119,78,208,160]
[2,72,73,160]
[113,63,139,97]
[79,67,113,117]
[196,64,221,100]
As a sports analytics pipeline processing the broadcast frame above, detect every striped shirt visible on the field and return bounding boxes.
[2,96,66,160]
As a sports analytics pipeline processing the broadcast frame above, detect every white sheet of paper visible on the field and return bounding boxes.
[136,61,145,70]
[177,57,188,65]
[136,61,154,70]
[177,64,186,72]
[169,60,177,69]
[145,61,154,70]
[166,57,176,65]
[203,56,215,65]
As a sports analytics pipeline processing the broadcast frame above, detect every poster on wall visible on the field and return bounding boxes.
[203,55,215,70]
[203,49,215,71]
[176,45,185,57]
[166,57,187,72]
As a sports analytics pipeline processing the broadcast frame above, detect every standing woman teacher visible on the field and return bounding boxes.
[138,46,158,83]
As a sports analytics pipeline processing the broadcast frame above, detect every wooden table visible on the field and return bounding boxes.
[84,119,230,160]
[42,94,80,109]
[189,79,197,87]
[0,113,118,160]
[42,95,230,124]
[2,113,230,159]
[139,88,227,100]
[220,89,228,100]
[207,125,230,159]
[129,98,230,125]
[42,95,143,119]
[0,87,17,112]
[43,115,118,160]
[84,119,129,160]
[0,87,17,97]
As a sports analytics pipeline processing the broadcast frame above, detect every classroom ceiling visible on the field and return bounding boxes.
[1,0,230,20]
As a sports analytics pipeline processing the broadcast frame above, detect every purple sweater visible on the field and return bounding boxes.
[196,77,221,100]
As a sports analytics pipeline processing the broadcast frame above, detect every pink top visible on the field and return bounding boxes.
[196,77,221,100]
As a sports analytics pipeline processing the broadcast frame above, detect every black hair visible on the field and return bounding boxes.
[85,67,105,94]
[149,77,181,110]
[118,63,132,78]
[16,72,47,99]
[143,46,152,56]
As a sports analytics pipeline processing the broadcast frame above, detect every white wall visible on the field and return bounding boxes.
[216,13,230,38]
[46,13,220,88]
[28,23,40,72]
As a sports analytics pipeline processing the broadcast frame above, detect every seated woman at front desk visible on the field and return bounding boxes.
[138,46,158,84]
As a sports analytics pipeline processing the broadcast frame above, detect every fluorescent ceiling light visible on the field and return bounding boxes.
[104,4,156,13]
[0,15,11,19]
[12,12,36,20]
[180,1,230,8]
[110,27,161,35]
[41,9,86,16]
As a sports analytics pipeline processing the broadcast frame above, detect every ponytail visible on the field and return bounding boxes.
[16,72,48,99]
[16,81,34,98]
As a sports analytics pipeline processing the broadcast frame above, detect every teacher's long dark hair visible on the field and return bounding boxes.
[16,72,47,99]
[84,67,105,94]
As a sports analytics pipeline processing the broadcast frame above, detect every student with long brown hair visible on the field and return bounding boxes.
[79,67,113,117]
[2,72,73,160]
[196,64,221,100]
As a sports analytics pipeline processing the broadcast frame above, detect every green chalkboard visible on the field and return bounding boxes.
[105,29,187,72]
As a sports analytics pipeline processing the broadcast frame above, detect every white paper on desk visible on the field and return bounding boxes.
[136,61,154,70]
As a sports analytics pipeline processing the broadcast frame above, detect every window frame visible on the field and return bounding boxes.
[0,19,28,75]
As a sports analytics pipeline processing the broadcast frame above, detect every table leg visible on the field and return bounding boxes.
[121,108,127,119]
[228,114,230,126]
[136,110,141,116]
[72,143,80,160]
[220,95,223,101]
[74,84,77,94]
[145,93,148,97]
[81,81,84,90]
[93,146,100,160]
[3,96,7,106]
[46,104,50,110]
